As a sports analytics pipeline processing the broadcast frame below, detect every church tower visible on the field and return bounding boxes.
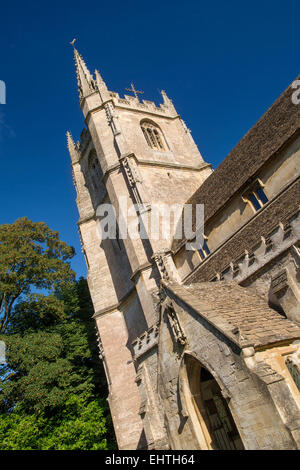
[67,48,212,449]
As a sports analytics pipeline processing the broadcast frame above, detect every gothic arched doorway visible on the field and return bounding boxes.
[184,355,244,450]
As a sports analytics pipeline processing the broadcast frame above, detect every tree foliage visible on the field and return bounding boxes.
[0,395,113,450]
[0,218,116,450]
[0,217,75,333]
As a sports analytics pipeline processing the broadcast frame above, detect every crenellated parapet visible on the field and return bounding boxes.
[185,208,299,286]
[132,322,160,361]
[108,90,178,118]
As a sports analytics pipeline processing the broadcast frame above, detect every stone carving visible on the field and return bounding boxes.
[153,253,170,281]
[122,156,146,207]
[104,102,122,136]
[164,301,187,347]
[122,157,136,188]
[96,329,105,360]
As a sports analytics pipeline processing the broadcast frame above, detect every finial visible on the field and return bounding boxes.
[72,46,95,99]
[161,89,170,102]
[71,45,108,103]
[66,131,80,163]
[66,131,76,150]
[161,89,177,114]
[95,69,104,83]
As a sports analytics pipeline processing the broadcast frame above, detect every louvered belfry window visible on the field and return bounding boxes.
[141,122,165,150]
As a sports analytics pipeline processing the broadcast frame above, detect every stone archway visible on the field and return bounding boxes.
[183,354,244,450]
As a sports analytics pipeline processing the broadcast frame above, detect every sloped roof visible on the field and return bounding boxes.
[162,280,300,349]
[172,74,300,252]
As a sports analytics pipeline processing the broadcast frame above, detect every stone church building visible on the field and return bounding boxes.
[67,48,300,450]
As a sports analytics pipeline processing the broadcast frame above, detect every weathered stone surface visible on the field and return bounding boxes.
[162,280,300,348]
[67,51,300,450]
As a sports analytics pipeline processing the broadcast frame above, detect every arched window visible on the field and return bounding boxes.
[141,121,166,150]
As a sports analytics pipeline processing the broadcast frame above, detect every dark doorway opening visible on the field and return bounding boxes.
[186,356,244,450]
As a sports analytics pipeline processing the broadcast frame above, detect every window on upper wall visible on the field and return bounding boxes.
[242,179,269,213]
[199,237,210,260]
[141,121,166,151]
[285,356,300,392]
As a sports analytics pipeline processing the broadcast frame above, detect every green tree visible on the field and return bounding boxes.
[0,217,75,333]
[0,218,116,449]
[1,279,109,413]
[0,395,113,450]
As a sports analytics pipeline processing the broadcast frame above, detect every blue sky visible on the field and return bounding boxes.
[0,0,299,278]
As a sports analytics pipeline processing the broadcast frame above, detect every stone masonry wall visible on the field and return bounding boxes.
[157,290,298,449]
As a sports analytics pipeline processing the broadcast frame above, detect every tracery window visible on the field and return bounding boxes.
[141,121,166,150]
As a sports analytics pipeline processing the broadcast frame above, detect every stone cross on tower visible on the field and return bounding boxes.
[125,82,144,100]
